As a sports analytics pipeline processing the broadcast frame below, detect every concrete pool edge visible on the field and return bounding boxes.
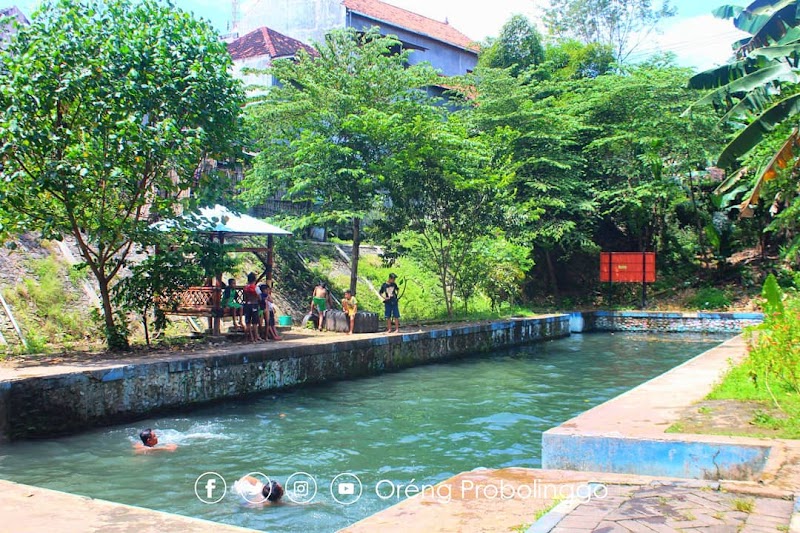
[540,334,792,482]
[0,315,569,440]
[0,479,259,533]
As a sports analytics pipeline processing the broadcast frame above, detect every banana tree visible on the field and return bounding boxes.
[686,0,800,224]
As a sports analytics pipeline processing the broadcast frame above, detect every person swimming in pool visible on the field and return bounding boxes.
[133,428,178,453]
[233,475,285,504]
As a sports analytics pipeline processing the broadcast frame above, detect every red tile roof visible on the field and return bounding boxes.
[227,26,316,61]
[342,0,478,51]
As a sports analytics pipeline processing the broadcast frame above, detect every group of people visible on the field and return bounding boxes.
[134,429,285,504]
[221,273,283,343]
[309,272,400,334]
[219,271,403,338]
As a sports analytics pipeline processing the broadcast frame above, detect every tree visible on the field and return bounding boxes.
[0,0,244,349]
[382,108,513,317]
[241,28,440,295]
[478,15,545,76]
[686,0,800,260]
[543,0,676,63]
[572,64,720,262]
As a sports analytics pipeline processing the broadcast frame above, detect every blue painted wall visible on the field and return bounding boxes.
[542,432,771,481]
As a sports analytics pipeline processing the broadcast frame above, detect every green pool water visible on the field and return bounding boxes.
[0,332,727,532]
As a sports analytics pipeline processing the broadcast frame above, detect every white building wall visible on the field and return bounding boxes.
[237,0,345,46]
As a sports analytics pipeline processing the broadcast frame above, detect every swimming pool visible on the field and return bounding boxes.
[0,332,727,532]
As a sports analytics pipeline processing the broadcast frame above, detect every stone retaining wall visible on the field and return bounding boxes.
[0,316,568,440]
[572,311,763,333]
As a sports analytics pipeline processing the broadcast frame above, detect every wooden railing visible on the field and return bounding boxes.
[159,286,243,317]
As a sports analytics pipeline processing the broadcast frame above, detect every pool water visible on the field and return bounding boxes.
[0,332,727,532]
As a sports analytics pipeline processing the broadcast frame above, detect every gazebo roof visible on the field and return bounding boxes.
[157,204,292,238]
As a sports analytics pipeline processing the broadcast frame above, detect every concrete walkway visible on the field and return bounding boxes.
[0,479,256,533]
[341,468,799,533]
[544,480,796,533]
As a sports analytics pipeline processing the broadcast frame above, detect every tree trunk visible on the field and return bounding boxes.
[545,250,559,300]
[687,171,708,266]
[441,270,452,318]
[350,217,361,295]
[98,276,128,350]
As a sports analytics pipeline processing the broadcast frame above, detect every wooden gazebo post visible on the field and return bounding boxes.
[212,233,224,335]
[267,235,274,287]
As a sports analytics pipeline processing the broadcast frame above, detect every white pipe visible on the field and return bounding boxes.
[0,291,26,349]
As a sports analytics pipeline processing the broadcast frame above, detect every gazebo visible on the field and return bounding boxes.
[156,204,292,335]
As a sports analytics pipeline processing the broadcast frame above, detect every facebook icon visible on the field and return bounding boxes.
[195,472,226,504]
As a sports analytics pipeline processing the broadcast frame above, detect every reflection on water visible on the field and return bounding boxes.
[0,332,728,532]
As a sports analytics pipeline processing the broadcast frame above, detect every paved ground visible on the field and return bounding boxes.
[547,480,796,533]
[0,479,255,533]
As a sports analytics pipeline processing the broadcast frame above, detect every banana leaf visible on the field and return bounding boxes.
[732,128,799,216]
[750,38,800,58]
[743,4,799,50]
[745,0,798,16]
[687,62,793,113]
[687,58,763,90]
[713,166,749,195]
[717,92,800,168]
[720,85,772,122]
[714,4,744,19]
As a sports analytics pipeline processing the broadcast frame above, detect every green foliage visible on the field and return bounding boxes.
[3,254,101,353]
[112,230,240,346]
[0,0,244,349]
[379,107,514,317]
[686,0,800,259]
[743,277,800,412]
[708,359,800,439]
[241,28,441,294]
[479,15,545,76]
[687,287,732,310]
[543,0,676,62]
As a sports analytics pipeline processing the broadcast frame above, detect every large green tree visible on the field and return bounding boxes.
[0,0,244,348]
[241,28,440,295]
[479,15,545,76]
[382,108,515,317]
[543,0,676,63]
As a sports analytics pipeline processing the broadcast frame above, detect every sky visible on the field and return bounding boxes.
[9,0,749,72]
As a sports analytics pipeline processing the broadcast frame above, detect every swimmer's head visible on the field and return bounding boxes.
[263,480,284,502]
[139,428,157,447]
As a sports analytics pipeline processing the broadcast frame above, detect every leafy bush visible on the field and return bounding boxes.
[746,275,800,406]
[687,287,731,310]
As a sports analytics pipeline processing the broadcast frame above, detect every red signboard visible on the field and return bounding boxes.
[599,252,656,283]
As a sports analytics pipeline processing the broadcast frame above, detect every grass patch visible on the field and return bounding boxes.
[707,361,800,439]
[3,254,102,354]
[531,495,565,522]
[731,497,754,513]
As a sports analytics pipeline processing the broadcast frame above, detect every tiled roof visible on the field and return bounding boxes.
[227,26,316,61]
[342,0,478,51]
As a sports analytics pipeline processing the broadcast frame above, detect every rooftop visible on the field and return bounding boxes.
[342,0,478,52]
[227,26,316,61]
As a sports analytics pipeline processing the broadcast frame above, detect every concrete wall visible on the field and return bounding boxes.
[0,316,568,440]
[542,433,771,481]
[347,15,478,76]
[571,311,763,333]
